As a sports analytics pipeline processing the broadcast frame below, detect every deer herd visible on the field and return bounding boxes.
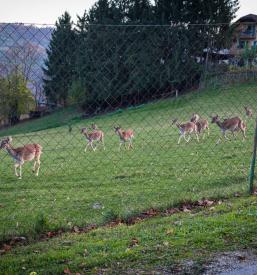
[0,106,254,179]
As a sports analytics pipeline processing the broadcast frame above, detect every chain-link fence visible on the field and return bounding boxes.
[0,22,256,241]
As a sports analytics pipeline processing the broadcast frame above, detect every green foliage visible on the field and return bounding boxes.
[102,209,119,223]
[34,213,49,235]
[0,83,256,243]
[44,1,239,111]
[154,0,239,24]
[0,73,35,125]
[68,79,92,107]
[43,12,76,106]
[242,44,257,68]
[0,196,256,274]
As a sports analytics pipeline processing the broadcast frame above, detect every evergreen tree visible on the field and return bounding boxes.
[154,0,239,25]
[43,12,76,106]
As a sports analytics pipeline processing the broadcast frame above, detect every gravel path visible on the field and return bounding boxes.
[204,250,257,275]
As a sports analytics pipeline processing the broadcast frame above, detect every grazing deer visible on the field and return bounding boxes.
[81,127,105,152]
[0,137,42,179]
[190,114,210,139]
[171,119,199,144]
[211,115,246,144]
[244,106,253,118]
[114,126,134,150]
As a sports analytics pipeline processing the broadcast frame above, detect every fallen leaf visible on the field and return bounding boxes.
[166,229,174,235]
[163,241,169,246]
[47,231,56,238]
[3,244,11,252]
[83,248,89,257]
[73,226,80,233]
[63,268,72,275]
[183,207,191,213]
[237,255,246,261]
[129,238,139,248]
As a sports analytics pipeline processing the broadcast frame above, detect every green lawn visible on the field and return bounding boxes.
[0,196,256,274]
[0,83,256,243]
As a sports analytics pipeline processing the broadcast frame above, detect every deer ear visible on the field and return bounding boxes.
[7,136,12,143]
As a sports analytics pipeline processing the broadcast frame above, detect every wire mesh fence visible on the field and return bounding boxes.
[0,22,256,241]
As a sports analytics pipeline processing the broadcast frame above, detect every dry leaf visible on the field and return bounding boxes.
[63,268,72,275]
[166,229,174,235]
[129,238,139,247]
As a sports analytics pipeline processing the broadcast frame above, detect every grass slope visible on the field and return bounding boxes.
[0,83,256,242]
[0,196,256,274]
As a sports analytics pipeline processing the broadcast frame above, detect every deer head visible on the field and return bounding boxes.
[81,128,88,134]
[91,124,98,130]
[171,119,178,125]
[0,137,12,149]
[211,115,220,123]
[114,126,121,133]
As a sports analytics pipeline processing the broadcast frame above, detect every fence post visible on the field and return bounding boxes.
[249,117,257,194]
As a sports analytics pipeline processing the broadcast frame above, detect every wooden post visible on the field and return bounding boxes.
[249,117,257,194]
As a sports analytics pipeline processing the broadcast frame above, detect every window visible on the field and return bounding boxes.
[238,40,248,49]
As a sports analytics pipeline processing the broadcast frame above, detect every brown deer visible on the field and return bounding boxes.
[244,106,253,118]
[114,126,134,150]
[211,115,246,144]
[190,113,210,139]
[81,127,105,152]
[171,119,199,144]
[0,137,42,179]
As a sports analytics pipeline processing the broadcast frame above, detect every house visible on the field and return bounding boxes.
[230,14,257,55]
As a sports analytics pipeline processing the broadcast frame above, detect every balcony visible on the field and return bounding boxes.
[239,30,256,39]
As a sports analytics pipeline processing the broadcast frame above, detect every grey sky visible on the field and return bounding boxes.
[0,0,256,24]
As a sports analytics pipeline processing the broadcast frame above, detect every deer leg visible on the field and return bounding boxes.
[32,160,37,173]
[195,132,199,142]
[119,142,123,151]
[85,143,90,152]
[18,165,22,179]
[14,163,19,177]
[241,129,246,140]
[178,135,183,144]
[35,158,41,176]
[91,142,96,151]
[224,132,230,140]
[186,135,191,143]
[102,140,106,150]
[216,131,224,145]
[130,141,133,149]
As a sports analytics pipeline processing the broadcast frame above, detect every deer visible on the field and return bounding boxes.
[81,127,105,152]
[171,119,199,144]
[0,137,42,179]
[190,113,210,139]
[114,126,134,150]
[244,106,253,118]
[91,123,98,130]
[211,115,246,144]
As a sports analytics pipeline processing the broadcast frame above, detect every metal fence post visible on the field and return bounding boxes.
[249,117,257,194]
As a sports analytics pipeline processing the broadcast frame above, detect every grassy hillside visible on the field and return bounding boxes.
[0,196,256,274]
[0,83,256,242]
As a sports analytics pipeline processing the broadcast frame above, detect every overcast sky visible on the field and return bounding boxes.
[0,0,256,25]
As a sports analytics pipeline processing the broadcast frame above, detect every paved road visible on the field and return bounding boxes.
[219,263,257,275]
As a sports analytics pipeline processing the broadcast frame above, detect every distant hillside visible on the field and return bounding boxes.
[0,23,54,103]
[0,23,53,49]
